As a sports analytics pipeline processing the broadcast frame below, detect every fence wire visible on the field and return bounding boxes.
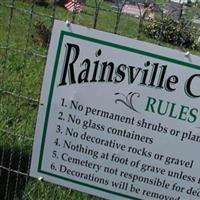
[0,0,200,200]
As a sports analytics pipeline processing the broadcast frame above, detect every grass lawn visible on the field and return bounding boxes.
[184,3,200,19]
[0,0,200,199]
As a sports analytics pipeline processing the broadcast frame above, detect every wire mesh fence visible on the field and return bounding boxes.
[0,0,200,199]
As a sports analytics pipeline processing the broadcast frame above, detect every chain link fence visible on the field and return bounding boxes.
[0,0,200,199]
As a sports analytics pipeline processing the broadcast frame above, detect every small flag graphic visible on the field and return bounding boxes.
[64,0,82,13]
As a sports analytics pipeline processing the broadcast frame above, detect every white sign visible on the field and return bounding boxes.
[30,20,200,200]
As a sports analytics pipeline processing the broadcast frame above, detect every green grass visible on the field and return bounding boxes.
[0,0,200,199]
[184,3,200,19]
[155,0,166,6]
[21,179,100,200]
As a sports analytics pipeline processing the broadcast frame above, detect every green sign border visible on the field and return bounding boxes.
[37,29,200,200]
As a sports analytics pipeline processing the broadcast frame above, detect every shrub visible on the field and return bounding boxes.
[143,17,198,49]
